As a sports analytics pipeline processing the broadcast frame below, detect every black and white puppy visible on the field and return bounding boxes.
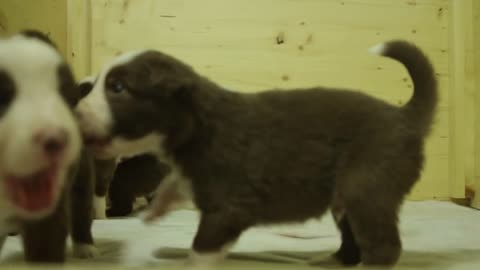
[0,31,97,261]
[78,76,168,219]
[75,41,437,268]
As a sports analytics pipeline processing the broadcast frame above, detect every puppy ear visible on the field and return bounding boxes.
[136,62,195,104]
[78,81,94,99]
[153,78,195,105]
[20,30,58,49]
[58,64,81,107]
[78,76,96,99]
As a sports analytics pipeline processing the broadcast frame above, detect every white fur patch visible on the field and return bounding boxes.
[144,164,195,222]
[369,43,386,55]
[75,50,147,141]
[93,195,107,219]
[72,243,99,258]
[94,133,165,160]
[79,75,95,85]
[0,34,81,220]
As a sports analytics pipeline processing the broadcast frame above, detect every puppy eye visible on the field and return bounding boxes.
[0,87,14,107]
[111,81,127,93]
[0,74,15,109]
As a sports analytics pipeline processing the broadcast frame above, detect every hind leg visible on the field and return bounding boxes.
[347,201,401,265]
[310,208,361,267]
[336,140,421,266]
[341,171,403,267]
[337,164,410,266]
[333,214,361,265]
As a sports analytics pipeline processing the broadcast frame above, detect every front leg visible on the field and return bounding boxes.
[70,151,98,258]
[188,212,249,268]
[144,169,187,222]
[21,197,68,262]
[93,158,117,219]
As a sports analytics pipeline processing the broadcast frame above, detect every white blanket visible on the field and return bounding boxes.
[1,201,480,269]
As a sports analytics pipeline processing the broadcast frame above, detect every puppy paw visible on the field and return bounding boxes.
[73,243,99,259]
[184,250,224,270]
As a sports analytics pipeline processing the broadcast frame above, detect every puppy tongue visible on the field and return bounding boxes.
[7,167,56,212]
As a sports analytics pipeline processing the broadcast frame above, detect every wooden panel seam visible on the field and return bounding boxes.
[67,0,92,80]
[448,0,468,198]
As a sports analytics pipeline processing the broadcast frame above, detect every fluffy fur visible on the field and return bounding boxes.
[76,40,437,267]
[0,30,97,262]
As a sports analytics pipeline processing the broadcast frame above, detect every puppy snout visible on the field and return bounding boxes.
[34,128,69,159]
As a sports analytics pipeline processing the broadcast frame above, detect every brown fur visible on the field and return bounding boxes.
[93,41,437,266]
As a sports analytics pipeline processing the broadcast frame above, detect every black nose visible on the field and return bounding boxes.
[34,128,69,158]
[44,137,65,156]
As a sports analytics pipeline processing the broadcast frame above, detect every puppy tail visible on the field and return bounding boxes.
[369,41,438,135]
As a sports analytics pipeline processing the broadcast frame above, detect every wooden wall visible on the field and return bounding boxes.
[1,0,476,200]
[75,0,453,200]
[0,0,67,56]
[463,0,475,196]
[472,1,480,208]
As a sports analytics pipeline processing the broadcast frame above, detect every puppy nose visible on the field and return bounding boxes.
[34,128,69,158]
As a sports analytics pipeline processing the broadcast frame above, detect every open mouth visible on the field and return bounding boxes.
[5,164,59,213]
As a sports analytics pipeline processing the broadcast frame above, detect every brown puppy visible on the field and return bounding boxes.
[0,30,97,262]
[75,41,437,267]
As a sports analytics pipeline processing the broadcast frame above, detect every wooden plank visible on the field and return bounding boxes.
[67,0,92,80]
[89,0,450,200]
[472,1,480,208]
[463,0,476,196]
[0,0,67,55]
[448,0,468,198]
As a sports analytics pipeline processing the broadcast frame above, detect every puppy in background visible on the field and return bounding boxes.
[107,154,169,217]
[76,41,437,267]
[0,30,97,262]
[92,155,168,218]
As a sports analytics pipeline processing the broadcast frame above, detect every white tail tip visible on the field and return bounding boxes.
[369,43,386,55]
